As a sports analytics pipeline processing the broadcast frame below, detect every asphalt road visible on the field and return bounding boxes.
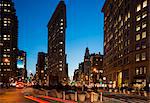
[0,88,36,103]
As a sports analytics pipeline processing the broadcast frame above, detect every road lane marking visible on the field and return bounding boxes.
[39,96,77,103]
[24,96,50,103]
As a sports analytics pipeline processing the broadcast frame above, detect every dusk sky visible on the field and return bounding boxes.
[13,0,105,77]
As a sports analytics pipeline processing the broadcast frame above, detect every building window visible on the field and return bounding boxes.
[4,24,7,26]
[143,67,146,74]
[59,61,62,63]
[142,11,147,18]
[141,52,146,60]
[59,68,62,71]
[59,42,63,44]
[143,0,147,8]
[136,15,141,21]
[141,41,146,49]
[60,23,63,26]
[142,31,146,39]
[136,44,140,50]
[136,68,139,75]
[136,25,140,31]
[128,12,130,18]
[125,15,128,22]
[136,4,141,12]
[136,54,140,61]
[41,70,44,73]
[136,34,140,41]
[59,64,62,67]
[59,49,62,52]
[139,67,143,74]
[142,22,146,28]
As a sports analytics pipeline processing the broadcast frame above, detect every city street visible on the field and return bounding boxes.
[0,88,37,103]
[0,87,150,103]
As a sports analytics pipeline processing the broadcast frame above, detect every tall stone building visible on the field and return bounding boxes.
[47,1,68,86]
[0,0,18,86]
[102,0,149,88]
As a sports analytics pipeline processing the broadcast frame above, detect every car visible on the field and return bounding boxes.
[16,82,24,89]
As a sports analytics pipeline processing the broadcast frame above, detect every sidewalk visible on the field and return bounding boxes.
[103,91,150,101]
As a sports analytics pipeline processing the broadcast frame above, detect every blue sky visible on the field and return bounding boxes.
[13,0,105,77]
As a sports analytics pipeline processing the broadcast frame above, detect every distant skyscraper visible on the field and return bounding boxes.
[36,52,47,86]
[17,50,27,82]
[102,0,149,88]
[0,0,18,86]
[47,1,68,85]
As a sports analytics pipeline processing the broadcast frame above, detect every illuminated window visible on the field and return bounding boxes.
[136,15,141,21]
[8,4,10,6]
[3,35,7,37]
[59,61,62,63]
[4,4,7,6]
[136,34,140,41]
[143,0,147,8]
[125,15,128,21]
[142,22,146,28]
[128,12,130,18]
[136,54,140,61]
[136,68,139,75]
[59,68,62,71]
[59,49,62,52]
[61,19,63,21]
[142,31,146,39]
[41,70,44,73]
[60,27,63,29]
[4,21,7,23]
[141,52,146,60]
[8,21,11,23]
[59,42,63,44]
[60,31,63,33]
[3,54,7,57]
[60,23,63,26]
[4,24,7,26]
[136,25,140,31]
[4,9,7,12]
[142,12,147,18]
[136,4,141,12]
[59,64,62,67]
[119,15,121,21]
[3,38,7,40]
